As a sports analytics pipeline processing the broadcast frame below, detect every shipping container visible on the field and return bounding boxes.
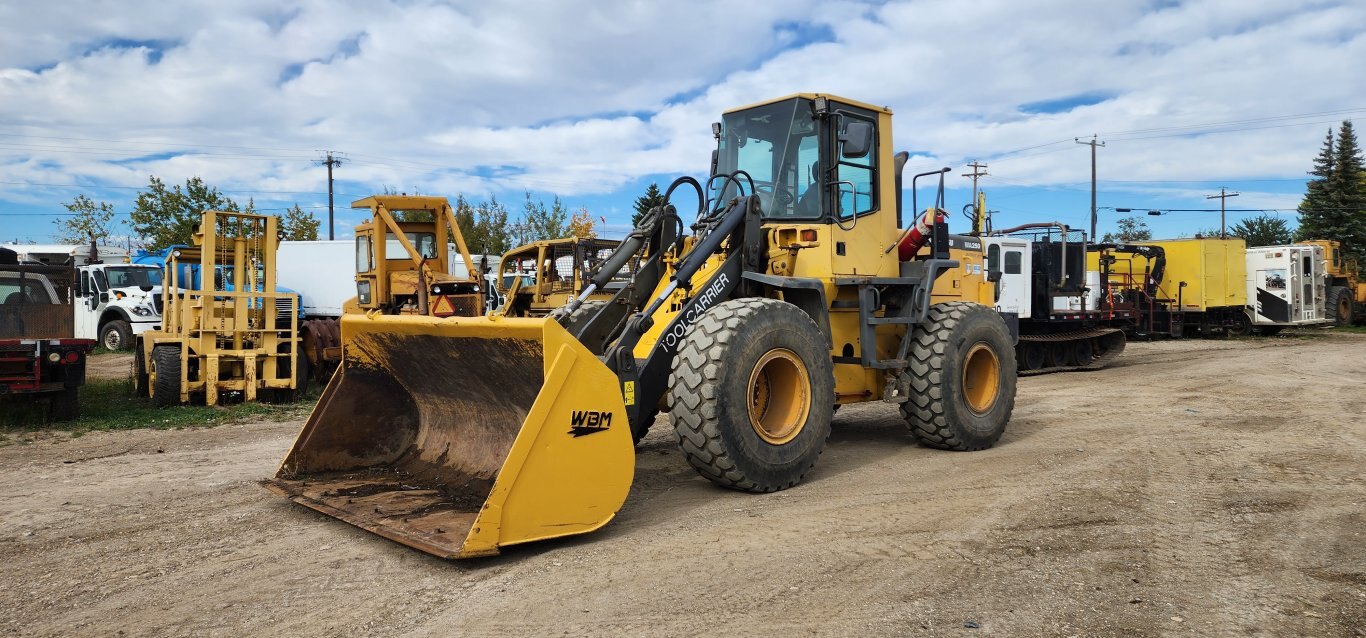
[1245,244,1329,328]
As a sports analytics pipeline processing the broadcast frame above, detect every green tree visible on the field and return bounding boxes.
[1101,216,1152,242]
[53,194,118,246]
[128,176,241,248]
[280,204,321,241]
[1297,121,1366,264]
[632,182,665,227]
[452,195,514,256]
[1228,213,1294,247]
[516,192,569,244]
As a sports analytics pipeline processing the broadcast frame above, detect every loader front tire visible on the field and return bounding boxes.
[151,345,182,407]
[900,302,1016,451]
[670,298,833,493]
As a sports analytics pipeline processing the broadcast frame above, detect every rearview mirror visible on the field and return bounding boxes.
[839,121,873,159]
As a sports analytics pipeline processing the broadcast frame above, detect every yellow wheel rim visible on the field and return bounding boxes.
[962,342,1001,414]
[747,348,812,445]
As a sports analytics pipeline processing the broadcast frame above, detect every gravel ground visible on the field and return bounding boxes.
[1,333,1363,637]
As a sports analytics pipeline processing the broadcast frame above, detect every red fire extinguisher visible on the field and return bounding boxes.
[897,209,947,261]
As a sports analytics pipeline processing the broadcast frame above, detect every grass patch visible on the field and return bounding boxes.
[0,378,318,435]
[1329,324,1366,334]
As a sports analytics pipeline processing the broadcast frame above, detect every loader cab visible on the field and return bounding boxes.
[713,94,898,277]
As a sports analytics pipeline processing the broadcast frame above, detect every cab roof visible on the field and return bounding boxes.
[722,93,892,116]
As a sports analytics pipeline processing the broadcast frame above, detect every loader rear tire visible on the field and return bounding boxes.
[899,302,1016,451]
[1327,286,1352,326]
[151,345,182,407]
[670,298,834,493]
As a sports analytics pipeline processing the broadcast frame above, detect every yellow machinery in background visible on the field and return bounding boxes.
[135,211,302,406]
[1300,239,1364,324]
[264,93,1018,559]
[495,237,622,317]
[299,195,487,380]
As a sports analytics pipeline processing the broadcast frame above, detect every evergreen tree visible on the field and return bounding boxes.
[632,182,665,227]
[1297,122,1366,264]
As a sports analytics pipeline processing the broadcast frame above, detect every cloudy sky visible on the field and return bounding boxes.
[1,0,1363,245]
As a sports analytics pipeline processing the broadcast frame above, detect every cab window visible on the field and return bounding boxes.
[834,113,877,219]
[355,236,374,273]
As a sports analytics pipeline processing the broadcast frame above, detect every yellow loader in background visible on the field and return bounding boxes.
[495,237,623,317]
[298,195,486,381]
[264,93,1018,559]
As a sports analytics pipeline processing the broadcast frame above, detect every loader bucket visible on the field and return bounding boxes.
[262,314,634,559]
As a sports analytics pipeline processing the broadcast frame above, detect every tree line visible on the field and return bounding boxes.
[54,176,320,249]
[53,176,606,253]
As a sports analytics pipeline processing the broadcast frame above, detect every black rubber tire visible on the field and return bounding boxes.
[669,298,834,493]
[562,300,607,336]
[899,302,1017,451]
[266,349,311,403]
[1327,286,1352,326]
[132,338,149,397]
[49,387,79,422]
[1229,311,1253,337]
[1072,339,1094,366]
[99,320,133,351]
[151,345,182,407]
[1018,342,1045,371]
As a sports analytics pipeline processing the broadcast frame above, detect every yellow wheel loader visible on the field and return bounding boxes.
[495,237,623,317]
[264,94,1018,559]
[298,195,487,382]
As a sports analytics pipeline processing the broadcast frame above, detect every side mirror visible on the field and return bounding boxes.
[987,270,1002,283]
[839,121,873,159]
[99,292,109,303]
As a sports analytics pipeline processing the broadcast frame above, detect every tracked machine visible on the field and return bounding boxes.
[264,94,1017,558]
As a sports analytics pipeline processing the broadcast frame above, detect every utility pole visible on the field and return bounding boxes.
[1206,187,1239,239]
[1076,136,1105,240]
[317,151,346,240]
[962,162,988,235]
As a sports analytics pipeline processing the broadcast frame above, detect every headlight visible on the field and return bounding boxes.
[131,306,154,317]
[357,280,372,305]
[47,352,61,363]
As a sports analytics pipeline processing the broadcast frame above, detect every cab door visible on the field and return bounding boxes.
[986,238,1032,319]
[73,268,101,339]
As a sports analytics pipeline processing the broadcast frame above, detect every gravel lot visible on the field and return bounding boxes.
[2,333,1363,637]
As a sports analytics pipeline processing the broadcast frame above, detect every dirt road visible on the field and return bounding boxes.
[2,334,1363,637]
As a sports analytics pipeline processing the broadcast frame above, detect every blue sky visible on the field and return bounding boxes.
[0,0,1362,246]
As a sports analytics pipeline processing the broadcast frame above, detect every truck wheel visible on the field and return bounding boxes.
[899,302,1016,451]
[151,345,182,407]
[1229,311,1253,336]
[49,387,80,422]
[1327,286,1352,326]
[670,298,834,493]
[133,338,150,397]
[561,300,606,336]
[100,320,133,351]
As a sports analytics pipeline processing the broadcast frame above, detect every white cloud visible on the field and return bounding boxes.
[0,0,1361,235]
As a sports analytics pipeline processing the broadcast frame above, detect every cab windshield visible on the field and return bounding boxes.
[714,97,822,220]
[104,266,162,288]
[385,232,438,260]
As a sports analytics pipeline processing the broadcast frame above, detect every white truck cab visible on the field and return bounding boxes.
[75,263,165,350]
[0,243,171,350]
